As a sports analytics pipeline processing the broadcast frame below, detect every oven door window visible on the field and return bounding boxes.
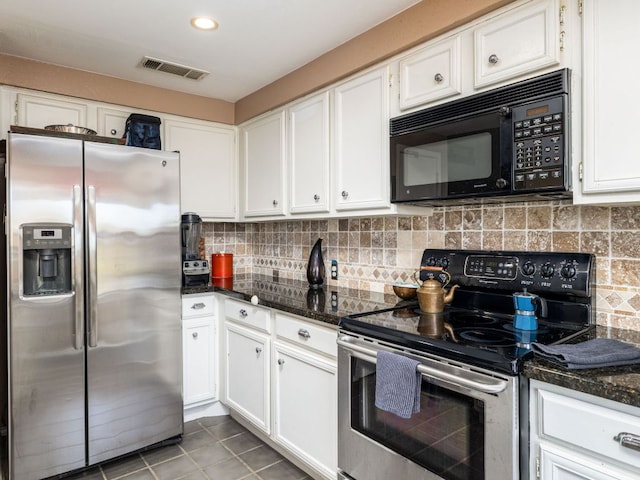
[351,356,485,480]
[391,111,506,202]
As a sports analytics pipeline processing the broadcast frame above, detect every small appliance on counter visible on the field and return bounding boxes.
[181,212,210,287]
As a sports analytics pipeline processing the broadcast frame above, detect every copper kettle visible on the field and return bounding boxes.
[413,268,459,313]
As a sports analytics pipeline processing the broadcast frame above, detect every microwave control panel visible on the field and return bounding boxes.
[512,95,567,192]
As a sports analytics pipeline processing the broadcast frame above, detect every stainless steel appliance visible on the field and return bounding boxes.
[181,212,210,286]
[390,69,571,206]
[338,249,595,480]
[3,128,183,480]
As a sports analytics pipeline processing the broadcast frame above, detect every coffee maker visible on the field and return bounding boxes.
[181,212,210,287]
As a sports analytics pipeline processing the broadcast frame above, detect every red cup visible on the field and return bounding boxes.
[212,276,233,290]
[212,253,233,278]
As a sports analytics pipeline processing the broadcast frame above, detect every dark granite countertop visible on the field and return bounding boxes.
[524,326,640,409]
[184,276,640,409]
[182,274,400,328]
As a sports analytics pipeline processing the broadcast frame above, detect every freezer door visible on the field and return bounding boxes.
[84,142,182,465]
[7,133,86,479]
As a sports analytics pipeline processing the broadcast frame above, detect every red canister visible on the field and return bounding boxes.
[212,253,233,278]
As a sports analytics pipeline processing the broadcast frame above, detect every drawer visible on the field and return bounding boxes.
[537,388,640,470]
[225,298,271,333]
[275,313,337,358]
[182,294,216,318]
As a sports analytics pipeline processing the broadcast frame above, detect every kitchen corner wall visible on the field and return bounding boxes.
[204,200,640,331]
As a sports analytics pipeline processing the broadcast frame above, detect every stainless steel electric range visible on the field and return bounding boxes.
[337,249,595,480]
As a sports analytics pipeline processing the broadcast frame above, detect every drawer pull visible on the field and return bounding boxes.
[192,332,198,338]
[255,347,262,354]
[434,73,444,83]
[488,54,499,64]
[298,329,311,339]
[278,358,285,366]
[239,309,248,317]
[614,432,640,452]
[191,302,206,310]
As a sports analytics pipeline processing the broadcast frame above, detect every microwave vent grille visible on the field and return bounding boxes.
[390,69,569,136]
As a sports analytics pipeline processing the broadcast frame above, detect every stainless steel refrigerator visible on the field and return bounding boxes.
[4,130,183,480]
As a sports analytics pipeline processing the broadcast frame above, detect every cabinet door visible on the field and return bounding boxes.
[273,342,336,478]
[399,36,461,110]
[473,0,559,89]
[333,67,391,211]
[289,92,331,214]
[539,443,636,480]
[97,107,130,140]
[224,322,270,433]
[165,118,237,219]
[183,317,216,406]
[242,111,286,218]
[16,92,88,129]
[578,0,640,203]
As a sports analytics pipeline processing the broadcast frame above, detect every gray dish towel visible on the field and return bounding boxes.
[375,350,421,418]
[531,338,640,370]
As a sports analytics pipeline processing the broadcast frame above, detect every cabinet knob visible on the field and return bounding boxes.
[191,302,206,310]
[272,200,278,206]
[255,347,262,354]
[278,358,285,366]
[110,129,117,136]
[434,73,444,83]
[341,190,349,198]
[313,194,320,201]
[239,309,248,317]
[192,332,198,338]
[298,329,311,339]
[488,54,499,64]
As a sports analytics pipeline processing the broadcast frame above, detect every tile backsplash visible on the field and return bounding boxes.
[203,200,640,330]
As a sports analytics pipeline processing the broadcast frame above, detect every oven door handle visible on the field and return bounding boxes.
[337,336,508,394]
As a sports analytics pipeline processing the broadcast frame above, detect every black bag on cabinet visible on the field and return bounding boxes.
[123,114,162,149]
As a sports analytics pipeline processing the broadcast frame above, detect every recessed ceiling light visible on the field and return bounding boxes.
[191,16,218,30]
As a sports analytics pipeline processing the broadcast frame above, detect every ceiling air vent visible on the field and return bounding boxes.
[140,56,209,81]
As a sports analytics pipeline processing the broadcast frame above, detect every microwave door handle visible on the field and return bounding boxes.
[72,185,84,350]
[337,336,508,395]
[87,185,98,348]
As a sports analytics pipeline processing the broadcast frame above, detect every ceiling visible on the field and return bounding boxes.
[0,0,421,103]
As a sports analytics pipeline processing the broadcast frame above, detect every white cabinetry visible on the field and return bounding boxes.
[16,91,89,130]
[575,0,640,204]
[530,380,640,480]
[288,92,331,214]
[333,66,391,211]
[241,110,287,218]
[273,313,337,479]
[398,36,462,110]
[164,117,237,219]
[473,0,560,89]
[182,293,227,422]
[96,106,131,140]
[223,298,272,433]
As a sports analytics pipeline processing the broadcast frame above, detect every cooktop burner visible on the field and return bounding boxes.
[339,249,596,375]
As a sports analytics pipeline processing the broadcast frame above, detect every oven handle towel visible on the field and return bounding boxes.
[531,338,640,369]
[338,336,508,394]
[374,350,421,419]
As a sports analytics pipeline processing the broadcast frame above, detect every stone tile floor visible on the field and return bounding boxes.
[63,416,312,480]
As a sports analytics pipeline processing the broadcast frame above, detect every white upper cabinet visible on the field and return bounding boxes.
[288,92,331,214]
[164,117,237,219]
[96,107,131,140]
[333,66,391,211]
[241,110,287,218]
[576,0,640,204]
[473,0,560,89]
[16,92,89,130]
[398,36,462,111]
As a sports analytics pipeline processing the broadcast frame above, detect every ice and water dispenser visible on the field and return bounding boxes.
[22,224,72,296]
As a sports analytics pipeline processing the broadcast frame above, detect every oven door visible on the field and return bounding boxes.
[337,333,520,480]
[390,110,511,203]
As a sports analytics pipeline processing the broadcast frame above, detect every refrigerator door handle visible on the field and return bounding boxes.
[87,185,98,348]
[73,184,84,350]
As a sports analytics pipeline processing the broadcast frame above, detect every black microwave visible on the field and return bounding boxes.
[390,68,572,205]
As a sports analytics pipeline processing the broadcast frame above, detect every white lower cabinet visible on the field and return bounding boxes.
[222,300,337,480]
[530,380,640,480]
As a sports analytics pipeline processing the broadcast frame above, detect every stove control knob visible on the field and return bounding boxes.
[426,256,437,267]
[560,264,577,279]
[540,262,555,278]
[522,261,536,276]
[440,258,449,269]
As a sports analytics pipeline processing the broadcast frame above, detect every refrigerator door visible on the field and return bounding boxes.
[7,134,86,479]
[84,142,182,465]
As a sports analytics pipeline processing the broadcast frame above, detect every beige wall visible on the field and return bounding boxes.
[1,0,515,125]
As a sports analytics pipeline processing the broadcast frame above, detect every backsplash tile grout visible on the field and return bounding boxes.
[203,200,640,331]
